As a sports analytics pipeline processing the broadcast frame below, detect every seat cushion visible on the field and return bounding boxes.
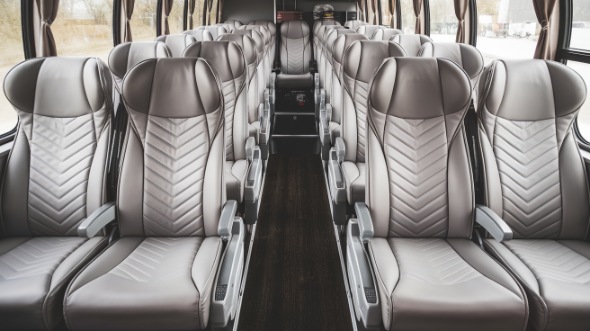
[485,239,590,331]
[276,73,313,90]
[226,160,249,202]
[341,161,365,204]
[65,237,222,331]
[369,238,527,331]
[0,236,107,330]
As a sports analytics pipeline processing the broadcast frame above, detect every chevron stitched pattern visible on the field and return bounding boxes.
[505,240,590,285]
[354,80,369,162]
[143,116,209,237]
[493,117,561,238]
[222,80,236,161]
[285,38,308,74]
[386,116,449,238]
[109,237,203,283]
[390,238,481,285]
[28,113,98,236]
[0,237,85,280]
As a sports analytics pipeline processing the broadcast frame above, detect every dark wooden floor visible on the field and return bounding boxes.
[238,154,353,331]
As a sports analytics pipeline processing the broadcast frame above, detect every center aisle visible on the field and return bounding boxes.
[238,154,353,331]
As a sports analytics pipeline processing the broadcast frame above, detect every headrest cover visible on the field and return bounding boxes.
[343,40,407,90]
[281,20,310,39]
[155,34,197,57]
[108,41,171,80]
[122,58,222,118]
[4,57,113,117]
[183,41,246,84]
[217,34,257,67]
[333,33,368,65]
[391,34,433,56]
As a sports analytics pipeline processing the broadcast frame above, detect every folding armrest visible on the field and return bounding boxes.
[218,200,238,241]
[346,217,380,329]
[257,102,271,160]
[319,103,332,160]
[354,202,374,242]
[475,205,513,242]
[328,137,347,224]
[244,137,263,224]
[211,217,245,328]
[269,72,276,115]
[78,202,116,238]
[315,80,325,119]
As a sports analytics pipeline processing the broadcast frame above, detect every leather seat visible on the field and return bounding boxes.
[197,25,227,40]
[355,25,383,39]
[391,34,433,56]
[478,59,590,331]
[344,20,367,30]
[420,42,484,89]
[64,58,231,331]
[359,57,528,331]
[317,25,345,94]
[155,34,197,57]
[225,20,242,29]
[322,29,356,108]
[183,41,248,203]
[183,29,214,42]
[239,25,271,90]
[276,20,313,90]
[376,28,402,41]
[250,20,277,66]
[0,57,114,330]
[313,20,340,59]
[339,40,405,204]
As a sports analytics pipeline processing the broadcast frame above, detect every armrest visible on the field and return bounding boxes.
[78,202,116,238]
[245,146,263,203]
[314,73,320,90]
[218,200,238,241]
[354,202,374,242]
[245,137,256,162]
[475,204,513,242]
[334,137,345,163]
[319,104,332,146]
[258,103,270,145]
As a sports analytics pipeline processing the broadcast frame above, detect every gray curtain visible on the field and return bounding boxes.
[123,0,135,42]
[188,0,197,29]
[36,0,59,56]
[454,0,468,42]
[413,0,423,33]
[162,0,173,35]
[533,0,559,59]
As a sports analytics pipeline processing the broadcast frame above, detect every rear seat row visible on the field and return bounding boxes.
[0,20,278,331]
[317,21,590,331]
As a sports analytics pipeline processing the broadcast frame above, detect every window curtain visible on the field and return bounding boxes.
[454,0,468,42]
[533,0,559,60]
[368,0,377,24]
[122,0,135,42]
[218,0,224,23]
[162,0,173,35]
[358,0,367,22]
[188,0,197,29]
[413,0,423,33]
[36,0,59,57]
[389,0,397,28]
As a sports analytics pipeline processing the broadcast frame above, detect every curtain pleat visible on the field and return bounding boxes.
[188,0,196,29]
[454,0,468,42]
[36,0,59,57]
[533,0,559,59]
[413,0,423,33]
[162,0,173,35]
[123,0,135,42]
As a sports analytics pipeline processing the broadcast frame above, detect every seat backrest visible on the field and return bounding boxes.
[108,41,171,93]
[240,25,271,52]
[251,20,276,41]
[199,25,227,40]
[344,20,367,30]
[341,40,406,163]
[225,20,242,29]
[314,20,340,36]
[234,29,264,65]
[2,57,113,237]
[379,28,403,41]
[119,58,224,238]
[391,34,432,56]
[355,25,382,39]
[218,33,258,82]
[183,41,248,162]
[155,34,197,57]
[366,57,473,239]
[217,23,235,33]
[478,59,589,240]
[325,29,356,65]
[280,20,312,74]
[184,29,214,42]
[420,42,484,89]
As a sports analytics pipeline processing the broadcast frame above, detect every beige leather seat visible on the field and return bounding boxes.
[64,58,245,330]
[183,28,214,41]
[344,19,367,30]
[420,42,484,89]
[0,57,114,330]
[355,25,383,39]
[391,34,433,56]
[375,28,402,40]
[478,59,590,331]
[250,20,277,66]
[276,20,313,90]
[346,57,528,330]
[155,34,197,57]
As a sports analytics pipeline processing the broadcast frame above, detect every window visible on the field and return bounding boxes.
[570,62,590,140]
[381,0,394,26]
[476,0,538,64]
[130,0,157,41]
[429,0,457,41]
[168,0,185,34]
[400,0,415,34]
[0,0,22,135]
[52,0,114,62]
[570,0,590,50]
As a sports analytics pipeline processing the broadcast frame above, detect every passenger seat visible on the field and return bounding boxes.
[184,28,214,41]
[155,34,197,57]
[276,20,313,90]
[0,57,114,330]
[391,34,433,56]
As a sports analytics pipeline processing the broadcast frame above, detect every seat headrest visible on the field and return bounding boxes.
[356,25,382,38]
[391,34,433,56]
[123,58,222,118]
[184,29,214,41]
[155,34,197,57]
[420,42,484,87]
[250,21,277,36]
[4,57,113,117]
[217,34,257,68]
[478,59,587,121]
[234,29,264,55]
[380,28,403,41]
[369,58,471,119]
[342,40,407,91]
[225,20,242,28]
[326,29,357,55]
[183,41,246,85]
[240,25,271,46]
[109,41,171,80]
[281,20,310,39]
[332,33,369,65]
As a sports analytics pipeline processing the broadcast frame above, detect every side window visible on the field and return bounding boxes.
[400,0,415,34]
[52,0,114,62]
[168,0,185,34]
[0,0,23,135]
[130,0,157,41]
[476,0,538,64]
[429,0,457,41]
